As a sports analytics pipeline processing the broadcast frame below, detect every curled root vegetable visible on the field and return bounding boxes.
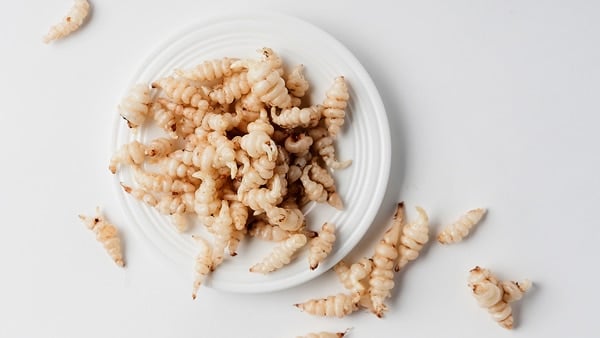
[288,154,311,183]
[335,257,374,295]
[334,261,353,288]
[294,293,359,318]
[274,146,290,177]
[190,144,218,174]
[109,141,145,174]
[258,47,285,75]
[121,182,193,216]
[158,99,209,132]
[201,111,238,132]
[309,161,334,188]
[468,266,531,329]
[192,170,222,218]
[145,137,175,160]
[284,133,313,156]
[170,213,188,232]
[248,219,316,242]
[309,161,343,210]
[120,183,158,207]
[209,71,251,105]
[175,57,237,82]
[309,128,352,170]
[237,167,267,200]
[300,165,328,203]
[229,200,249,231]
[228,227,246,256]
[501,280,532,303]
[308,222,336,270]
[241,175,285,213]
[252,70,291,108]
[235,93,265,120]
[210,201,234,267]
[235,48,292,108]
[468,266,513,329]
[248,219,292,241]
[286,64,310,98]
[43,0,90,43]
[266,206,305,232]
[159,155,195,179]
[322,76,349,138]
[249,234,307,273]
[191,235,213,299]
[240,111,278,160]
[207,131,238,178]
[296,329,349,338]
[79,207,124,267]
[133,167,195,193]
[151,102,178,139]
[368,202,405,318]
[438,208,487,244]
[270,106,322,129]
[118,84,151,129]
[395,206,429,272]
[252,154,277,181]
[152,77,209,108]
[156,192,194,215]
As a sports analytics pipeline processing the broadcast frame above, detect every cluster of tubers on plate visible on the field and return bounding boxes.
[109,47,353,298]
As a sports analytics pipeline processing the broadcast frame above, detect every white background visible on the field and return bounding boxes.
[1,1,599,337]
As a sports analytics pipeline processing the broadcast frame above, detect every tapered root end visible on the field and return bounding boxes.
[500,316,514,329]
[517,279,533,292]
[469,266,482,273]
[249,266,265,274]
[473,207,488,215]
[120,183,132,193]
[437,233,449,244]
[338,328,352,337]
[371,302,387,318]
[304,230,318,239]
[328,192,344,210]
[334,159,352,169]
[115,259,125,267]
[394,202,405,219]
[42,33,55,44]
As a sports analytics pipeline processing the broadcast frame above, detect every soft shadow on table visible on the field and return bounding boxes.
[511,281,538,329]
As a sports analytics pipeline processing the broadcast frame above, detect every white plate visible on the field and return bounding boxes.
[112,13,391,293]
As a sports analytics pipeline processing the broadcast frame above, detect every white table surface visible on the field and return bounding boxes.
[2,1,599,337]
